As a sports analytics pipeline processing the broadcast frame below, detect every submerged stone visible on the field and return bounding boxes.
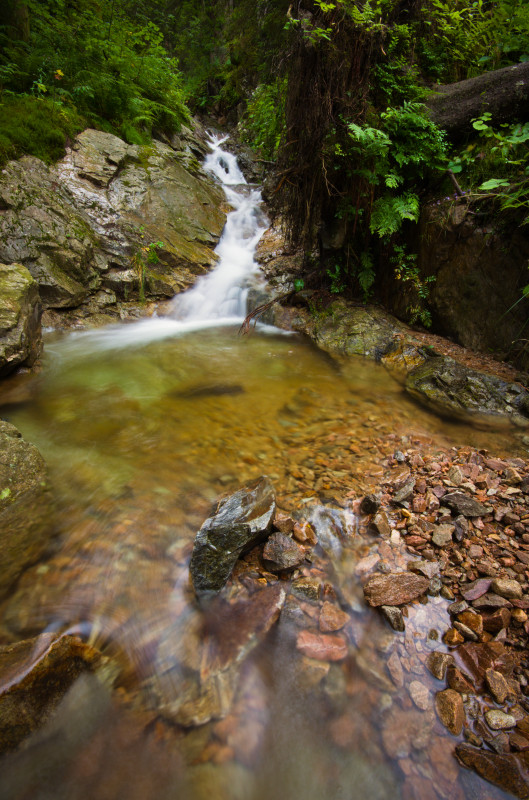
[189,476,276,596]
[0,633,114,753]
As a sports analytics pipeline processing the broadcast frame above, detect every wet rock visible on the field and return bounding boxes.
[263,531,306,572]
[387,650,404,688]
[472,593,512,610]
[482,608,512,634]
[432,523,454,547]
[442,492,491,517]
[382,707,435,759]
[0,263,41,376]
[485,710,517,731]
[446,665,475,693]
[486,669,513,704]
[296,630,348,662]
[491,577,523,600]
[405,357,529,425]
[156,585,285,727]
[408,560,440,580]
[0,633,113,752]
[380,605,405,632]
[456,744,529,799]
[291,576,321,601]
[360,493,380,514]
[457,641,515,691]
[367,510,392,539]
[457,609,484,635]
[435,688,465,735]
[393,478,416,504]
[363,572,429,607]
[461,578,492,601]
[426,651,454,681]
[0,420,54,597]
[453,621,479,641]
[189,476,275,596]
[319,601,349,632]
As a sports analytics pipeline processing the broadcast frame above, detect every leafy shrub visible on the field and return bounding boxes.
[240,79,286,160]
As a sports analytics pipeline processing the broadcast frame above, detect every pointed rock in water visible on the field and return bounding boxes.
[189,476,276,596]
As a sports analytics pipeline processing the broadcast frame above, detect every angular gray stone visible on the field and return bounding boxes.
[442,492,491,518]
[189,476,276,596]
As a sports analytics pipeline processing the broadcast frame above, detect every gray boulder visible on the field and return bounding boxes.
[405,356,529,425]
[0,263,42,375]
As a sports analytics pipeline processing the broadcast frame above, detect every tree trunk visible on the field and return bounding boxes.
[0,0,30,42]
[426,62,529,137]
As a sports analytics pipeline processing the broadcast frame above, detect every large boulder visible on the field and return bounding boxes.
[405,356,529,426]
[0,420,54,597]
[0,128,226,310]
[0,263,42,375]
[189,476,276,597]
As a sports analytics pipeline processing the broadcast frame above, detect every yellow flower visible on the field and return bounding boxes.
[54,69,64,80]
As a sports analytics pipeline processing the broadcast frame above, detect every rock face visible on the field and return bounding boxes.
[0,420,54,597]
[189,476,276,596]
[405,356,529,425]
[0,633,113,753]
[0,263,42,375]
[417,202,529,367]
[0,126,225,312]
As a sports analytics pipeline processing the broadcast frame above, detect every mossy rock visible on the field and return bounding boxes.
[405,356,529,425]
[0,263,42,376]
[0,420,55,597]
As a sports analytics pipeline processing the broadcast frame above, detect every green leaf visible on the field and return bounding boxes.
[478,178,510,190]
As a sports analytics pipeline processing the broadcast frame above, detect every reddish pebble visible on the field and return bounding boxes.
[296,629,348,661]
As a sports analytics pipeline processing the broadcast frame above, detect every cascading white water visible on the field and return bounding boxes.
[171,133,269,323]
[57,134,273,355]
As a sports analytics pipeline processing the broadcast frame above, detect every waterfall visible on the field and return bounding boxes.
[171,133,268,323]
[59,133,271,354]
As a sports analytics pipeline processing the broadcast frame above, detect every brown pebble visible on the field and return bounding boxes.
[436,689,465,735]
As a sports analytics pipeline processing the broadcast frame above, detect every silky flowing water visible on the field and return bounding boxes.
[0,137,524,800]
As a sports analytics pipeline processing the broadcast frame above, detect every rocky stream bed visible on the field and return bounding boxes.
[1,122,529,799]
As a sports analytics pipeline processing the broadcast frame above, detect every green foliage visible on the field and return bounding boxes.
[0,93,85,166]
[391,245,435,327]
[240,79,286,159]
[0,0,189,160]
